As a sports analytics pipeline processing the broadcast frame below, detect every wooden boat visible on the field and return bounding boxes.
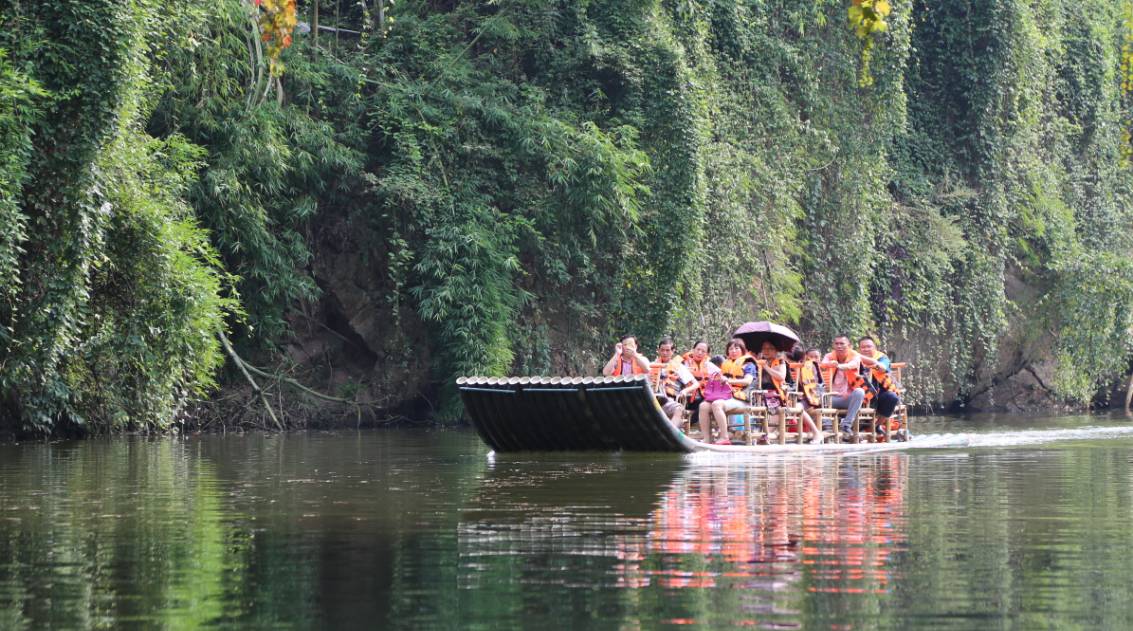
[457,372,952,453]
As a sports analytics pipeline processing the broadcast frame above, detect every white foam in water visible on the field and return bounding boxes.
[936,425,1133,449]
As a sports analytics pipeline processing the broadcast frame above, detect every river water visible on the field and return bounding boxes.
[2,414,1133,629]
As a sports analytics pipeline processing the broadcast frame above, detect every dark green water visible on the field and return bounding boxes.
[3,415,1133,629]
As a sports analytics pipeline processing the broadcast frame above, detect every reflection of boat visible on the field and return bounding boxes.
[457,452,912,606]
[457,454,687,591]
[457,375,966,453]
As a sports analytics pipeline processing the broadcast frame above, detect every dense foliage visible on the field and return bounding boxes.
[1,0,1132,433]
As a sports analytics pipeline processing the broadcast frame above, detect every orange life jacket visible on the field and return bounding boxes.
[721,357,754,400]
[750,356,787,401]
[799,360,822,407]
[612,355,647,376]
[823,350,868,398]
[683,353,712,395]
[860,350,897,401]
[654,357,691,399]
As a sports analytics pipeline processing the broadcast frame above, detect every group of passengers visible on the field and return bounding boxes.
[602,333,902,445]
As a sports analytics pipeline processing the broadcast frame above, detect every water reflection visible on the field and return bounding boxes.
[459,453,910,627]
[5,428,1133,629]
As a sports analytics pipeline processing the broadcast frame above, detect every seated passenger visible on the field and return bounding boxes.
[788,346,824,444]
[698,340,756,445]
[682,341,716,412]
[654,337,699,427]
[858,336,901,436]
[803,348,826,406]
[784,343,804,392]
[756,340,787,415]
[602,334,651,377]
[821,335,867,438]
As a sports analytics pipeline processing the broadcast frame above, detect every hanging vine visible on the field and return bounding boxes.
[848,0,891,87]
[1120,0,1133,163]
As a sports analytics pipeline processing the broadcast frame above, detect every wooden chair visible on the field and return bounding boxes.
[818,362,912,443]
[716,358,910,445]
[726,359,807,445]
[886,362,911,441]
[724,361,768,445]
[784,361,828,444]
[863,361,911,443]
[816,364,876,444]
[649,361,694,434]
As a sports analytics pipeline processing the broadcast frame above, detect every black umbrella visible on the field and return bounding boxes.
[732,321,801,353]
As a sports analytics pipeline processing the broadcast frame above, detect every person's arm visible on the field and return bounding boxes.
[877,355,891,372]
[602,344,622,376]
[731,363,755,387]
[632,352,652,373]
[765,360,786,381]
[670,364,697,394]
[675,366,699,397]
[680,378,699,398]
[837,354,861,372]
[859,354,879,368]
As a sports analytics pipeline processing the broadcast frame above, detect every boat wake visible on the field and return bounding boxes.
[930,424,1133,449]
[679,424,1133,458]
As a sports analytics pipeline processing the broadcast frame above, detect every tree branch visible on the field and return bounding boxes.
[218,330,283,430]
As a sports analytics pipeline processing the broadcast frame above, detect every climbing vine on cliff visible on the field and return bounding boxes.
[848,0,892,87]
[4,0,1133,434]
[1121,0,1133,163]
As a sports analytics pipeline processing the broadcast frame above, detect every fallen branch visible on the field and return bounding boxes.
[219,330,283,430]
[242,360,359,405]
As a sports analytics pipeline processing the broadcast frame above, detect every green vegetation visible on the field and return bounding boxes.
[1,0,1132,432]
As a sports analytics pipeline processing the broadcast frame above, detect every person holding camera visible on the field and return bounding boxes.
[602,334,652,377]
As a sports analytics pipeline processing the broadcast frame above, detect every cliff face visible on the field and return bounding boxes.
[295,228,1099,418]
[251,0,1133,421]
[267,0,1131,420]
